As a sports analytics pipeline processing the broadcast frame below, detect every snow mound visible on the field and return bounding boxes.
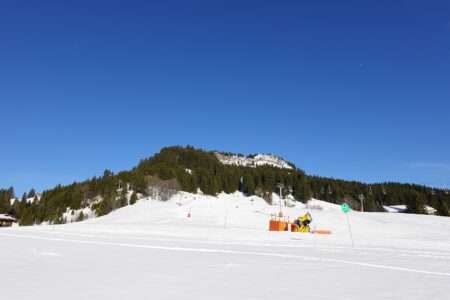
[0,213,16,221]
[306,199,341,211]
[384,205,407,213]
[425,205,437,215]
[383,205,437,215]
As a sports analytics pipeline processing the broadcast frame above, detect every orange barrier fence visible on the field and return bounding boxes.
[269,216,290,231]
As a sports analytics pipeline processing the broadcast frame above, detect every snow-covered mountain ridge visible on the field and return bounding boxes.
[215,152,293,169]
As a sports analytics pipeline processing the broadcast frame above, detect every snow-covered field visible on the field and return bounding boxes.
[1,192,449,299]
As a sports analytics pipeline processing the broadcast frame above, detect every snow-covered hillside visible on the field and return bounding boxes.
[215,152,293,169]
[67,192,450,250]
[1,192,449,300]
[384,204,438,215]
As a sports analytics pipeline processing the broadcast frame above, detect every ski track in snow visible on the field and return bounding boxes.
[9,227,450,261]
[2,231,449,278]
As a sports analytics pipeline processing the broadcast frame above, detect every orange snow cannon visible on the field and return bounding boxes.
[290,223,299,232]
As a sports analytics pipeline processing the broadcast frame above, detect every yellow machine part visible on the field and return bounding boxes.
[299,213,312,224]
[291,223,311,233]
[299,225,310,233]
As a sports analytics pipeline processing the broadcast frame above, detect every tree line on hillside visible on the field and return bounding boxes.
[0,187,15,215]
[308,177,449,215]
[1,146,449,225]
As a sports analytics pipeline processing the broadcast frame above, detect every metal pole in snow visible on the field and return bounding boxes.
[224,198,228,229]
[359,194,365,212]
[346,213,354,248]
[279,186,282,215]
[341,203,354,248]
[277,183,284,217]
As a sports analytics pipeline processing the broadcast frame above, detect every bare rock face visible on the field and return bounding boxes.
[215,152,293,170]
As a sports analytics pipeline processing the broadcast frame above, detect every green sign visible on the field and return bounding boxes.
[341,203,351,214]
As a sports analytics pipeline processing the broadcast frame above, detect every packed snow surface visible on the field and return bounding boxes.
[215,152,293,169]
[1,192,450,300]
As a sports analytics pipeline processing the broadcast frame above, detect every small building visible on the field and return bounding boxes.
[0,214,16,227]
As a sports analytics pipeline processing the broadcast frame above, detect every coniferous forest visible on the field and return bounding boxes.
[1,146,449,225]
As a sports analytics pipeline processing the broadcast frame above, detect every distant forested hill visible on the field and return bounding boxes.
[1,146,449,225]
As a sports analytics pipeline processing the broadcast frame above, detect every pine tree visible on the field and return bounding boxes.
[242,174,255,195]
[118,188,128,207]
[130,192,138,205]
[95,195,114,216]
[406,191,426,214]
[77,211,85,222]
[436,199,449,217]
[27,188,36,199]
[8,187,15,199]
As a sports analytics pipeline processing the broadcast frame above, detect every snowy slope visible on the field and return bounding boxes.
[1,192,450,300]
[70,192,449,251]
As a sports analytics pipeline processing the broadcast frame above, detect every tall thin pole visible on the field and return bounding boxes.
[359,194,365,212]
[346,214,354,248]
[279,186,282,214]
[277,183,284,217]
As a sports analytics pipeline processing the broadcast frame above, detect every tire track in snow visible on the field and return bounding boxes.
[15,227,450,261]
[1,231,450,278]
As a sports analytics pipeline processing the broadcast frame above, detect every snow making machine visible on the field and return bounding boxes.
[268,212,332,234]
[291,212,312,233]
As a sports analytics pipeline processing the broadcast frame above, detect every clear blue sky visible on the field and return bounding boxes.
[1,0,449,195]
